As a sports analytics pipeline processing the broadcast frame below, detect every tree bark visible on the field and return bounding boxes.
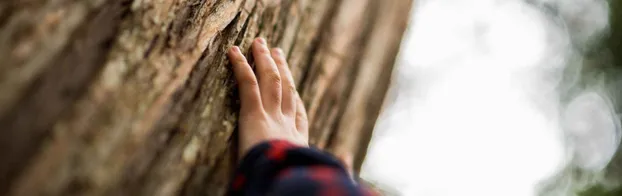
[0,0,412,195]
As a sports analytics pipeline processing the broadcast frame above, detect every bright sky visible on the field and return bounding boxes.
[362,0,620,195]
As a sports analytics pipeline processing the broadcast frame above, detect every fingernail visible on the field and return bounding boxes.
[276,48,284,56]
[257,38,266,45]
[271,48,282,56]
[231,46,241,54]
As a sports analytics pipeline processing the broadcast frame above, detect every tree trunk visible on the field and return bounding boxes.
[0,0,412,195]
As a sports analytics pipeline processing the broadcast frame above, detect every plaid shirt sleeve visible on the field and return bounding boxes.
[227,140,376,196]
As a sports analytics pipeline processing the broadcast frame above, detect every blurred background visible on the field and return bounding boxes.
[363,0,622,195]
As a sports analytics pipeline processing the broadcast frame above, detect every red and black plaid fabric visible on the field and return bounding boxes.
[227,140,376,196]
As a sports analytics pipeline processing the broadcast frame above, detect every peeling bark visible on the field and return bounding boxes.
[0,0,412,195]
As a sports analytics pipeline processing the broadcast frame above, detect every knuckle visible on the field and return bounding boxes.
[296,112,308,121]
[258,48,271,55]
[272,48,285,58]
[239,73,258,86]
[236,59,249,65]
[242,76,259,86]
[242,110,267,120]
[268,72,281,85]
[270,91,281,103]
[274,56,286,64]
[285,84,296,94]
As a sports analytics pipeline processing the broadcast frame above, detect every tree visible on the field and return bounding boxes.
[0,0,413,195]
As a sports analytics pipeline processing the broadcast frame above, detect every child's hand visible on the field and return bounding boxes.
[228,38,309,159]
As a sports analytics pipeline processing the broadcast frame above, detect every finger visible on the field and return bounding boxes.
[252,38,282,113]
[271,48,296,115]
[228,46,262,113]
[295,94,308,136]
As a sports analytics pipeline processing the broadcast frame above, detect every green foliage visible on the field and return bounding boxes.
[573,2,622,196]
[608,0,622,68]
[578,184,622,196]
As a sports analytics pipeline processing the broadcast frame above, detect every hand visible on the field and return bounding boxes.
[228,38,309,159]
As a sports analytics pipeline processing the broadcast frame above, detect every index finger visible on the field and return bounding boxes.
[228,46,262,113]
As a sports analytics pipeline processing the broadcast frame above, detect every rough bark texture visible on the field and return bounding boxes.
[0,0,412,195]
